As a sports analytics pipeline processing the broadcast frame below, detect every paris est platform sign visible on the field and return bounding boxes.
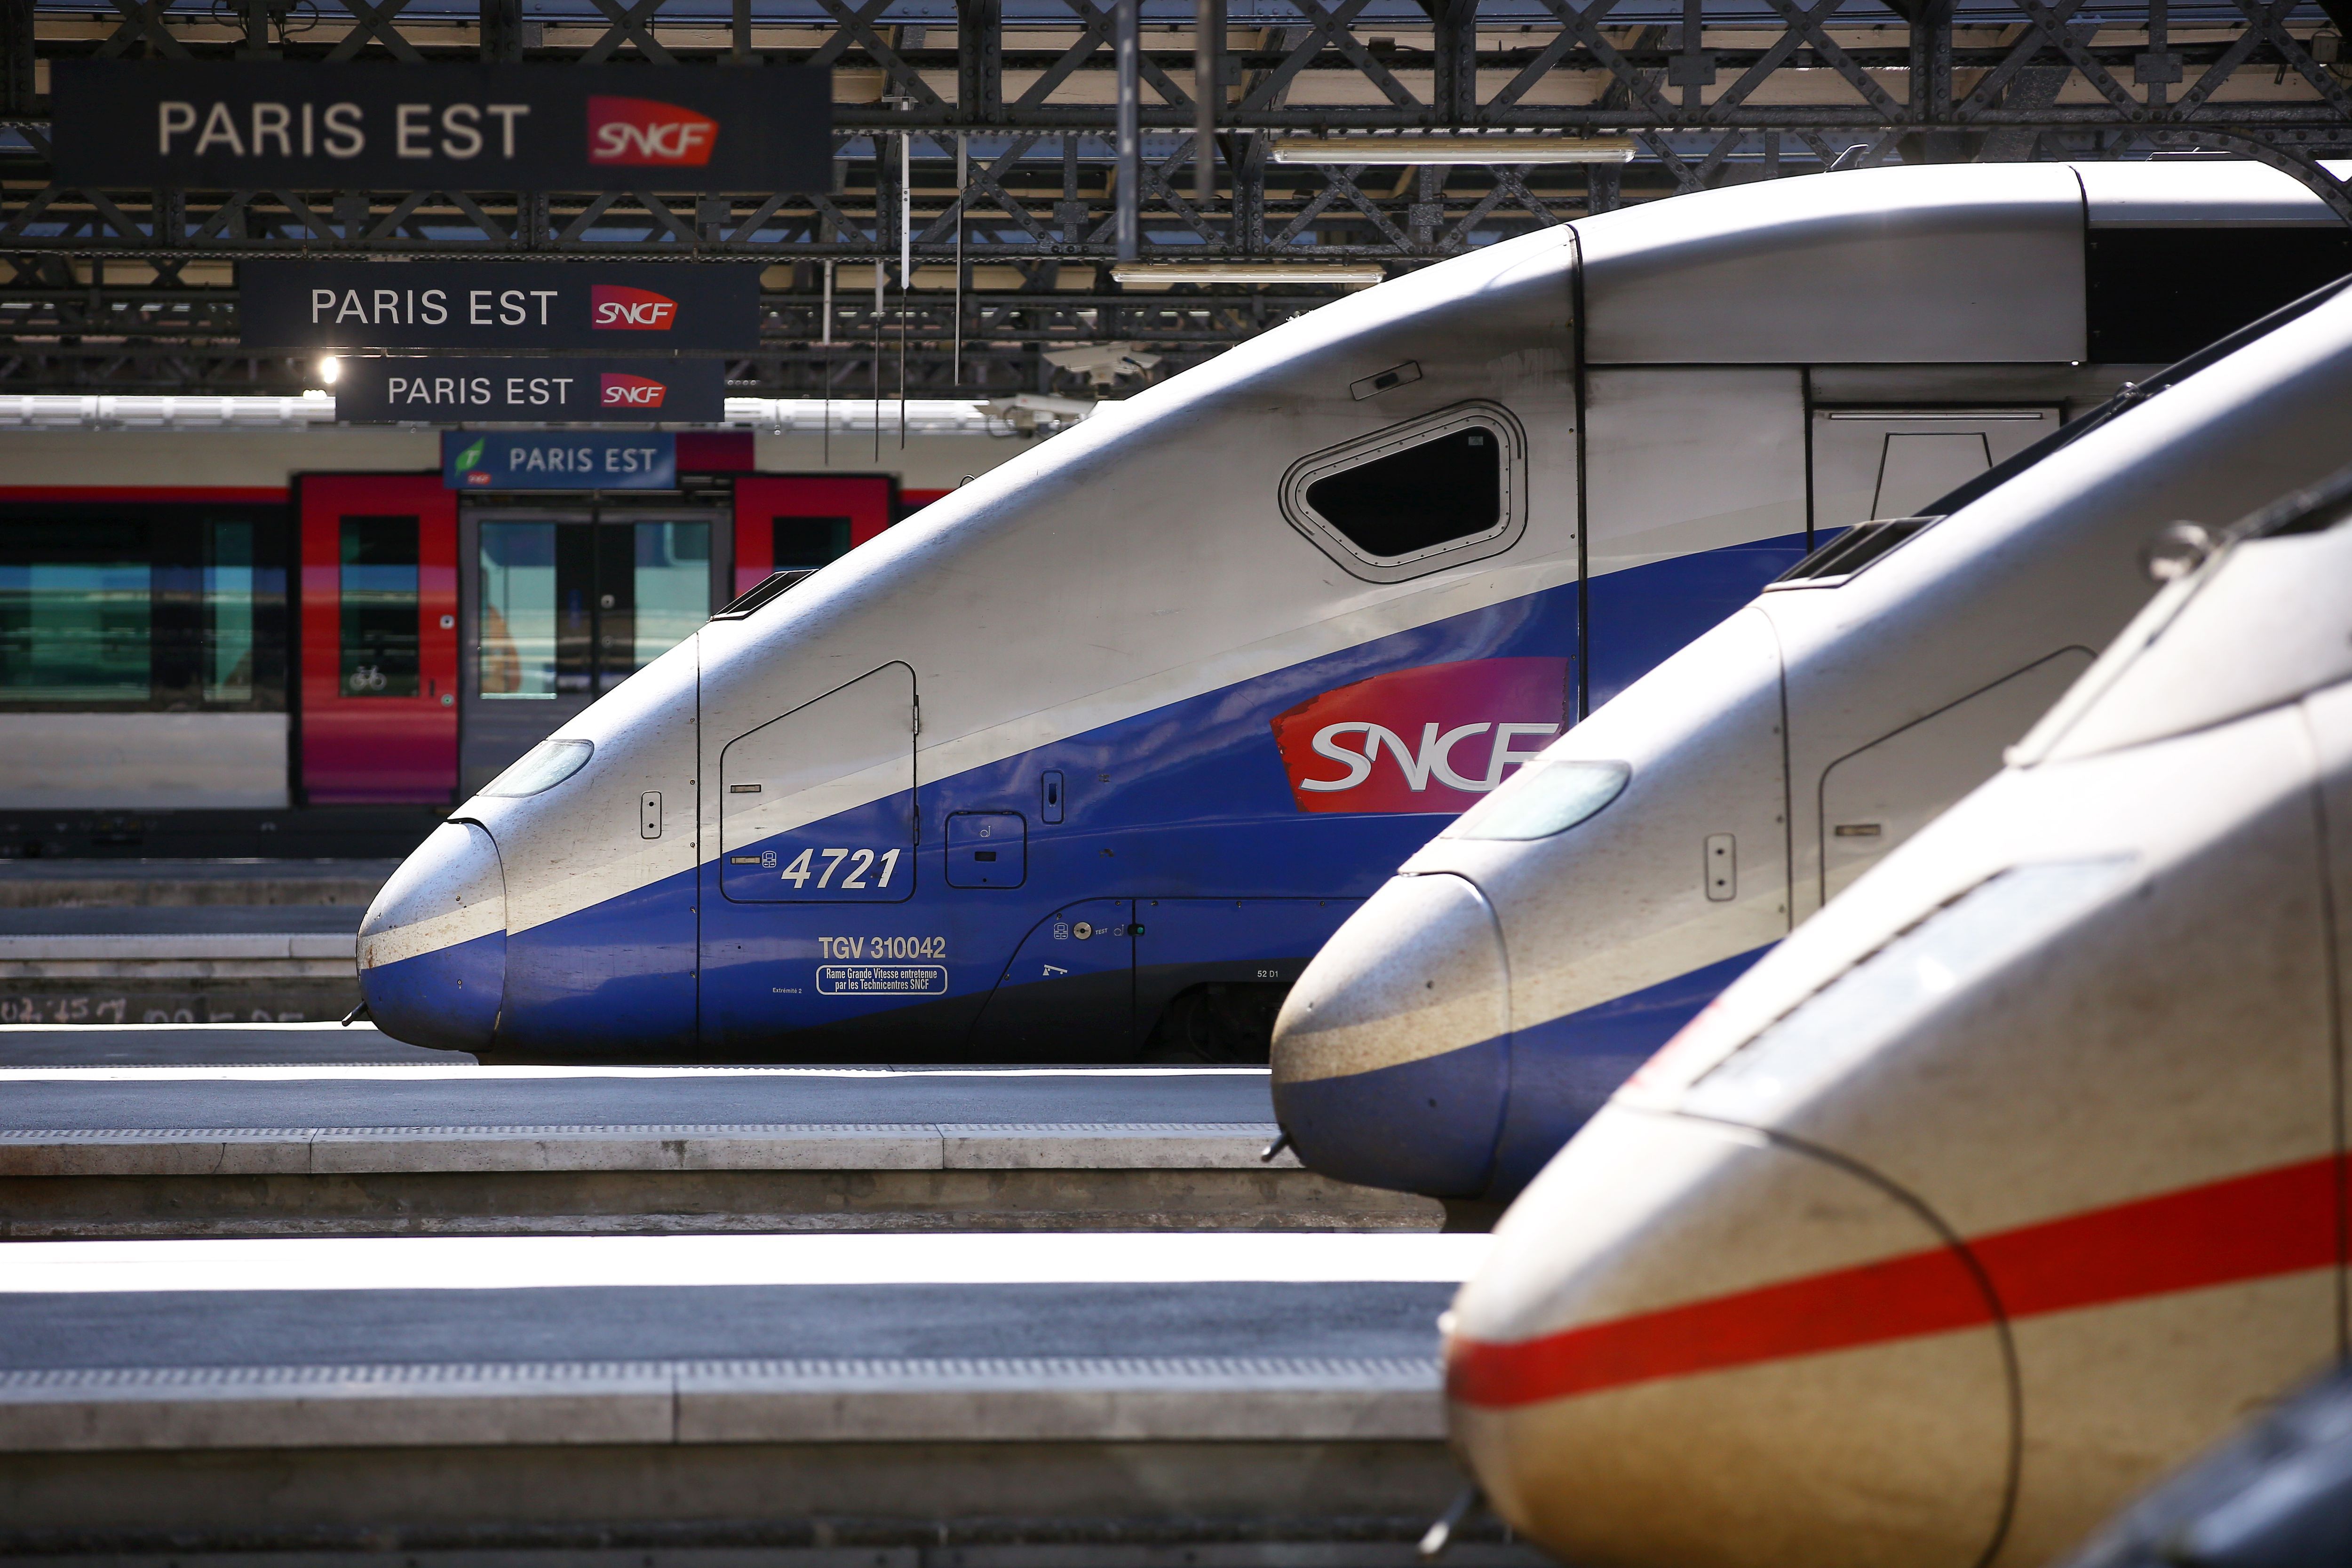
[335,357,724,424]
[443,431,678,492]
[241,260,760,353]
[50,60,830,192]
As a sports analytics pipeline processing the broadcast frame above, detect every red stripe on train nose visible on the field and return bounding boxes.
[1449,1154,2340,1409]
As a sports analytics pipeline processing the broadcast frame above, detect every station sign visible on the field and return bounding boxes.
[442,430,677,491]
[241,261,759,352]
[51,61,830,192]
[334,357,725,424]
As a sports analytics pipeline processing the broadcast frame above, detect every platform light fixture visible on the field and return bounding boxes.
[1109,262,1388,286]
[1270,134,1639,165]
[318,355,341,385]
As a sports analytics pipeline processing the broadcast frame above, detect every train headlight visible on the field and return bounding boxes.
[1680,857,2135,1122]
[1444,759,1631,841]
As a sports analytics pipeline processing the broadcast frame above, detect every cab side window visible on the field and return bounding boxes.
[1281,401,1526,581]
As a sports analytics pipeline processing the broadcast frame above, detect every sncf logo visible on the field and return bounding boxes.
[587,97,718,167]
[1271,657,1568,814]
[591,285,678,331]
[600,373,668,408]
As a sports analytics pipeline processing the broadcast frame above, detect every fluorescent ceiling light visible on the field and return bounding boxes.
[1110,263,1387,285]
[1271,135,1638,165]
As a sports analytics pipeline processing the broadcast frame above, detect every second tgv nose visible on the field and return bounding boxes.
[1269,872,1511,1196]
[357,820,508,1052]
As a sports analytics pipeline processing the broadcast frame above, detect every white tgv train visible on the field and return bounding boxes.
[358,161,2344,1059]
[1437,464,2352,1568]
[1269,268,2352,1209]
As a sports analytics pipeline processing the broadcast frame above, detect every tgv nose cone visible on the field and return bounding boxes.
[358,820,508,1052]
[1446,1106,2013,1568]
[1269,873,1510,1196]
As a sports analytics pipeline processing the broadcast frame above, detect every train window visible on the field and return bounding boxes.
[480,737,593,797]
[1768,517,1938,589]
[0,505,288,713]
[204,522,255,703]
[478,521,556,699]
[632,522,710,674]
[1280,401,1527,582]
[712,568,815,619]
[775,516,852,571]
[0,523,150,702]
[478,518,710,701]
[1444,759,1630,841]
[339,517,420,698]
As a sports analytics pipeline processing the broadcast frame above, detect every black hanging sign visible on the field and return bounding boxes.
[51,62,831,192]
[333,357,726,424]
[240,260,760,351]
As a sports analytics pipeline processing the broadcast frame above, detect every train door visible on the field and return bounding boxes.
[717,662,918,905]
[730,476,895,598]
[1809,408,2061,535]
[1814,647,2095,909]
[298,474,458,803]
[701,662,922,1050]
[459,503,728,798]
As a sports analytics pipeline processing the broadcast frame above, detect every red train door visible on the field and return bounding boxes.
[298,473,460,803]
[731,475,896,598]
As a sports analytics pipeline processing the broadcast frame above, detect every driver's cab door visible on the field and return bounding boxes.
[718,661,917,903]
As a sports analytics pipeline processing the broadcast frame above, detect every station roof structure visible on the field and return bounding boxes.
[0,0,2347,396]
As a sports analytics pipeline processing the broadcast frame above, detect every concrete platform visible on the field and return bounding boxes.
[0,1232,1533,1560]
[0,1058,1438,1236]
[0,893,370,1024]
[0,858,396,907]
[0,1021,465,1066]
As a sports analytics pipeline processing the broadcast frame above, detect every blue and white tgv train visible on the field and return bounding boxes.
[1269,257,2352,1208]
[360,161,2340,1059]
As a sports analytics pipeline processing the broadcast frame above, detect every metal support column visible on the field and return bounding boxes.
[957,0,1003,124]
[479,0,524,62]
[1422,0,1478,127]
[0,0,32,119]
[1195,0,1222,204]
[1115,0,1140,262]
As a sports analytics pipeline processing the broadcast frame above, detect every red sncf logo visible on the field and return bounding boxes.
[591,285,679,331]
[1270,657,1569,814]
[600,373,668,408]
[587,97,718,167]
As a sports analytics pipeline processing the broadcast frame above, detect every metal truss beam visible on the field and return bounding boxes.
[0,0,2347,393]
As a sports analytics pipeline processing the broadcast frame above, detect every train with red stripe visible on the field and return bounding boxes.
[1438,462,2352,1565]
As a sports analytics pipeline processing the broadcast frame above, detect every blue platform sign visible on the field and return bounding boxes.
[443,430,675,491]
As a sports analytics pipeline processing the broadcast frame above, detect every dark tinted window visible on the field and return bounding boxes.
[0,506,287,711]
[1770,517,1936,587]
[2087,228,2352,364]
[775,516,853,571]
[712,568,815,619]
[339,516,419,698]
[1305,427,1502,559]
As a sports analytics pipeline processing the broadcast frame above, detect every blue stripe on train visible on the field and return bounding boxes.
[385,531,1805,1059]
[692,581,1583,1053]
[1272,943,1776,1202]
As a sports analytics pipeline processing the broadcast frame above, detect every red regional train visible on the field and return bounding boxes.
[0,416,951,855]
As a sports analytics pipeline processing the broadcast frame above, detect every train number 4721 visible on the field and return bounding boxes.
[778,846,902,890]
